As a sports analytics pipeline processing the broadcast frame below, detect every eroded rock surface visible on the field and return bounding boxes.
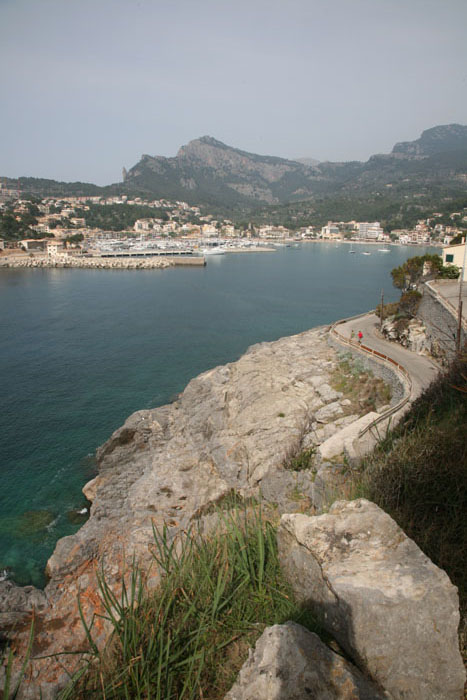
[277,499,466,700]
[225,622,385,700]
[5,326,369,696]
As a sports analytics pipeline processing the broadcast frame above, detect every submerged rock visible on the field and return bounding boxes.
[17,510,55,536]
[66,507,89,525]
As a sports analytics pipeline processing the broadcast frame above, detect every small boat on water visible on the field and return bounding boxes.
[378,248,390,252]
[349,243,356,254]
[202,247,226,256]
[362,251,371,256]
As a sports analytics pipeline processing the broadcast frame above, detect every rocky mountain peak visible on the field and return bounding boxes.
[177,136,229,160]
[392,123,467,157]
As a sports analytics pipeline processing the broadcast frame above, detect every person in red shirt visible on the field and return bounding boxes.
[358,330,363,344]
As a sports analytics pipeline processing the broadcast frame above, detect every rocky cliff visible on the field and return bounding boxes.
[1,323,463,698]
[1,324,398,697]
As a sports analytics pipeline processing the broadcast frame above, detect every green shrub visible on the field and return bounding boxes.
[438,265,460,279]
[285,447,316,472]
[375,301,399,319]
[398,290,422,318]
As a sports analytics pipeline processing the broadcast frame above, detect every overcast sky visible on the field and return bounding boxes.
[1,0,466,184]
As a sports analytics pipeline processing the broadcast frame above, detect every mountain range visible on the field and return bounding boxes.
[121,124,467,209]
[4,124,467,224]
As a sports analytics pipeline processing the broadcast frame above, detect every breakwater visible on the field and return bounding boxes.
[0,254,205,269]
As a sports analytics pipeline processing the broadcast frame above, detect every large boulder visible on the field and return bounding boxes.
[224,621,385,700]
[277,499,465,699]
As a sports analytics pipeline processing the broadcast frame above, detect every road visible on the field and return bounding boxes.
[337,313,440,399]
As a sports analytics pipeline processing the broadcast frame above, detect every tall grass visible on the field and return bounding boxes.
[61,506,320,699]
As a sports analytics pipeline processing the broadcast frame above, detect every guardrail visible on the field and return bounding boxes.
[329,315,413,439]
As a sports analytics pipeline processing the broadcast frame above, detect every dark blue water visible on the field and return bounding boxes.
[0,244,437,586]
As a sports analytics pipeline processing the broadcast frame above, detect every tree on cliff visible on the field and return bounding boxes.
[391,254,443,290]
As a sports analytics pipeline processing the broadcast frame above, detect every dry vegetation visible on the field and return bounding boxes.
[331,354,392,413]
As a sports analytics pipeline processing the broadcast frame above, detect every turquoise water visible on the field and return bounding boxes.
[0,244,437,586]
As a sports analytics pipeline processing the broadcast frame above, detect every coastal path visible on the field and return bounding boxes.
[329,312,440,461]
[336,312,439,399]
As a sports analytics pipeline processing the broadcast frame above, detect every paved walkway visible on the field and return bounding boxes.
[338,313,440,399]
[328,313,441,461]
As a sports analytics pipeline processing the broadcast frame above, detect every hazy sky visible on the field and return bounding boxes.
[1,0,466,184]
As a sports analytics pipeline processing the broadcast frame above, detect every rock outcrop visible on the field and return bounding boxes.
[4,326,379,696]
[225,622,385,700]
[382,317,428,354]
[277,499,466,699]
[3,325,459,699]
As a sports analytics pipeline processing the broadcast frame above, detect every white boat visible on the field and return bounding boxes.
[362,251,371,256]
[378,248,390,252]
[202,247,226,256]
[349,244,356,254]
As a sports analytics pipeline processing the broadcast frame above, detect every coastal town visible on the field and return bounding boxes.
[0,186,465,268]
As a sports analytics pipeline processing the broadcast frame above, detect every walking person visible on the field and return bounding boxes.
[358,330,363,344]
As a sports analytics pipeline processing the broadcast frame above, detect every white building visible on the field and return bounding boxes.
[134,219,154,232]
[443,240,466,279]
[202,224,218,237]
[321,222,340,239]
[47,242,68,261]
[358,222,384,240]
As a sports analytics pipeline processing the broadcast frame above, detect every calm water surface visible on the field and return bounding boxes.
[0,243,437,585]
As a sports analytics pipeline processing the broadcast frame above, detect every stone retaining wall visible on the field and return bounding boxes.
[418,283,465,362]
[328,334,406,404]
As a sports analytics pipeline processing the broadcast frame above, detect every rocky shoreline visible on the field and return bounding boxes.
[1,323,463,698]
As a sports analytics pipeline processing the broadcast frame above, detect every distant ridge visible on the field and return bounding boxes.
[2,124,467,215]
[120,124,467,208]
[124,136,322,208]
[294,157,321,167]
[392,124,467,157]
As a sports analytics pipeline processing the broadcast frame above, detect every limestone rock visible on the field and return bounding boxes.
[316,383,342,403]
[82,475,102,502]
[382,318,428,355]
[317,412,379,460]
[277,500,465,699]
[315,401,344,423]
[225,622,385,700]
[2,325,397,698]
[0,580,48,633]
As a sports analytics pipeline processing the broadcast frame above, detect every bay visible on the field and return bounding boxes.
[0,243,437,586]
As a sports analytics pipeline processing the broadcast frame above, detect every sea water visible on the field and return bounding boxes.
[0,243,437,586]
